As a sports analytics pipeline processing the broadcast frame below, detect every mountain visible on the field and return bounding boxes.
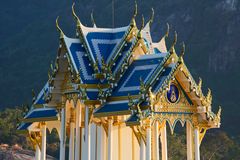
[0,0,239,135]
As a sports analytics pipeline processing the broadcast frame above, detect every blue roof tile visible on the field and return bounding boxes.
[24,108,58,121]
[111,54,165,97]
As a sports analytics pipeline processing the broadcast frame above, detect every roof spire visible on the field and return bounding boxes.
[72,3,81,27]
[165,23,170,38]
[56,16,64,39]
[180,42,185,57]
[141,14,145,30]
[198,77,202,90]
[130,0,138,27]
[134,0,138,18]
[149,8,154,26]
[91,10,96,27]
[178,42,185,63]
[170,31,177,53]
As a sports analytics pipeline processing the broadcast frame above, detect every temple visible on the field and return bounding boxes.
[18,3,221,160]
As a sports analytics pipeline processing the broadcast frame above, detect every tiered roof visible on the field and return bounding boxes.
[18,3,221,132]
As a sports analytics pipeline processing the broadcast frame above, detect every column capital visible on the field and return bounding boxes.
[191,114,199,128]
[142,119,152,128]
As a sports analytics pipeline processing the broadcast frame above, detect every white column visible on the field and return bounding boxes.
[69,111,75,160]
[108,119,113,160]
[85,106,91,160]
[140,138,146,160]
[75,103,81,160]
[41,122,46,160]
[160,124,168,160]
[60,108,66,160]
[194,128,200,160]
[186,122,193,160]
[97,126,106,160]
[146,126,151,160]
[154,122,159,160]
[35,145,41,160]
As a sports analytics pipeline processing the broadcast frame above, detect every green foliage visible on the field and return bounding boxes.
[201,131,240,160]
[0,107,31,149]
[167,133,187,160]
[46,129,60,158]
[164,130,240,160]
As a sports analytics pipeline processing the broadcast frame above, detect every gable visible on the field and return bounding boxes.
[64,36,101,84]
[81,25,130,69]
[111,54,166,97]
[154,79,194,113]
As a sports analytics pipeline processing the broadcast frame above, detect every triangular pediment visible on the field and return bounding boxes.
[154,79,193,112]
[80,25,130,68]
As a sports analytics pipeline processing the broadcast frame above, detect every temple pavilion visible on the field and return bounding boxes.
[18,3,221,160]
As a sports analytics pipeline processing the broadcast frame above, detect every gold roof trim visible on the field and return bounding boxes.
[94,110,131,118]
[22,117,59,123]
[107,95,141,101]
[78,83,110,89]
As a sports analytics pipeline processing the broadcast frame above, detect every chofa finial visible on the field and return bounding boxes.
[173,31,178,46]
[170,31,177,53]
[72,3,81,27]
[91,10,96,27]
[130,0,138,27]
[134,0,138,18]
[141,14,145,30]
[180,42,185,57]
[149,8,154,26]
[56,16,64,39]
[198,77,202,90]
[165,23,170,37]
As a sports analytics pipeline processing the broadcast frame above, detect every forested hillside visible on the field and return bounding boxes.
[0,0,239,136]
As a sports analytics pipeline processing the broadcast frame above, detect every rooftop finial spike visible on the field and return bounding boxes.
[178,42,185,63]
[165,23,170,37]
[130,0,138,27]
[91,10,96,27]
[170,31,177,53]
[56,16,64,39]
[198,77,202,90]
[180,42,185,57]
[149,8,154,26]
[141,14,145,30]
[217,106,222,119]
[72,3,81,27]
[173,31,177,45]
[134,0,138,18]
